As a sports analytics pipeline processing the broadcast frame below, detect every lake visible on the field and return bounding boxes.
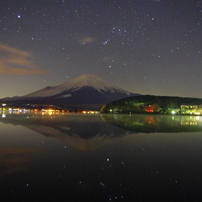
[0,112,202,201]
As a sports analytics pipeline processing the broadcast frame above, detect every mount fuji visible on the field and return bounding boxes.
[1,74,139,110]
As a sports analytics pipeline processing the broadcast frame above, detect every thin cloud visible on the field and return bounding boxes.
[78,37,97,45]
[0,45,47,75]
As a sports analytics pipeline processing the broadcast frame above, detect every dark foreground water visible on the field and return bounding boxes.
[1,113,202,202]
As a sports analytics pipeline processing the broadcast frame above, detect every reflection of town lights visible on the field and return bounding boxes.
[2,113,6,118]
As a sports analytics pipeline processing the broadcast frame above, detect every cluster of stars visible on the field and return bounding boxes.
[0,0,201,98]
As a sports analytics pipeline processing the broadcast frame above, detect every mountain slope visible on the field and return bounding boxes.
[1,74,139,110]
[25,74,133,98]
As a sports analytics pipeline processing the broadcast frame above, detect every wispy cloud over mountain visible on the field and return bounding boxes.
[0,45,47,75]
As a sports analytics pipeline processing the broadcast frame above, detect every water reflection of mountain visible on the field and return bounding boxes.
[100,114,202,133]
[2,113,202,151]
[0,113,131,151]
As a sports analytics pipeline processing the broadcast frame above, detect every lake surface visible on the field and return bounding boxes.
[1,113,202,201]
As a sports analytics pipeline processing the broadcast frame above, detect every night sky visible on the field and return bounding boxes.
[0,0,201,98]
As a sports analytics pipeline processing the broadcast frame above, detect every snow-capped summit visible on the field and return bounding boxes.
[1,74,139,110]
[25,74,132,97]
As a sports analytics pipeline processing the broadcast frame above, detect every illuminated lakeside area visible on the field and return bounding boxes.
[3,94,202,116]
[0,103,100,115]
